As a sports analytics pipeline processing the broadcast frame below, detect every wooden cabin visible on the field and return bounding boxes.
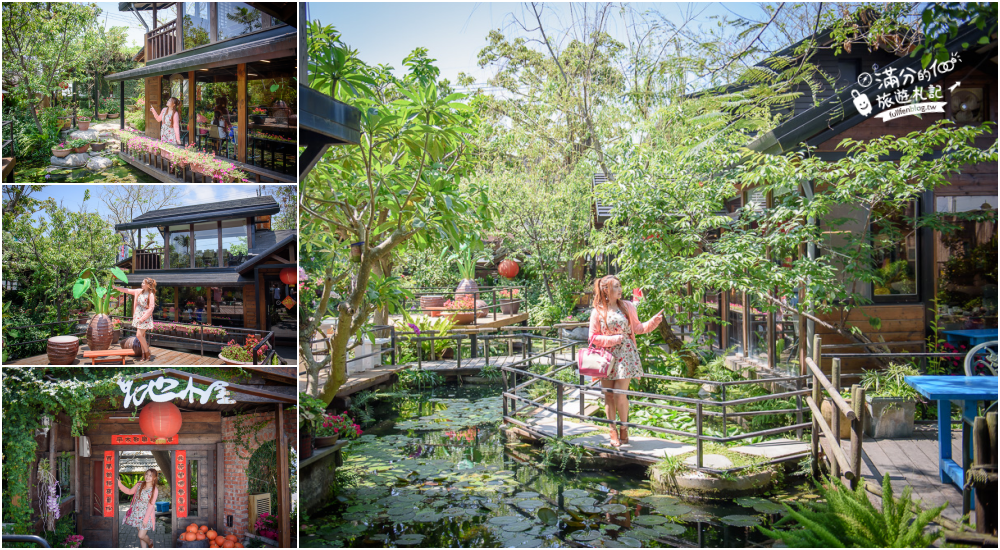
[23,368,296,548]
[114,195,297,348]
[105,2,297,182]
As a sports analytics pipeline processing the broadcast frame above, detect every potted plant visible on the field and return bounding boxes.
[72,266,128,351]
[447,242,487,300]
[297,393,327,459]
[314,412,362,447]
[250,107,267,124]
[219,334,270,364]
[498,288,521,314]
[77,116,92,131]
[90,138,107,152]
[52,142,73,158]
[111,318,123,344]
[103,97,120,119]
[68,138,90,154]
[860,363,921,439]
[443,293,476,325]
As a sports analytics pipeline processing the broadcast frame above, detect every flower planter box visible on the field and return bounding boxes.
[864,396,916,439]
[313,435,340,448]
[52,148,73,158]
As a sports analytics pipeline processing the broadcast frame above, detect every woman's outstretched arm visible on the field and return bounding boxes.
[114,286,140,296]
[150,106,163,123]
[118,479,137,495]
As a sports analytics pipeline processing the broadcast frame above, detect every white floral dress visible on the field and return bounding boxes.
[160,108,179,145]
[123,486,155,530]
[600,309,643,380]
[132,292,154,330]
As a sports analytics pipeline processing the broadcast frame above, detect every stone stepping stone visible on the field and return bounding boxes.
[730,438,809,459]
[683,453,733,469]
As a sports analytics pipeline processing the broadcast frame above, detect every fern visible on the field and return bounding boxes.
[759,474,945,548]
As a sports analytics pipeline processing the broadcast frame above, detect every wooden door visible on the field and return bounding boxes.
[146,76,161,139]
[172,450,216,535]
[81,452,118,547]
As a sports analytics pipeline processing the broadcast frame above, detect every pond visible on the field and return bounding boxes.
[17,158,160,183]
[302,384,817,548]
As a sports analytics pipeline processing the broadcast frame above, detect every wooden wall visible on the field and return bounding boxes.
[814,304,926,374]
[243,283,258,329]
[145,76,162,139]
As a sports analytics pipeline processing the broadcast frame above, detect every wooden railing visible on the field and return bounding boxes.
[805,335,865,488]
[147,19,177,61]
[119,141,295,183]
[134,247,163,270]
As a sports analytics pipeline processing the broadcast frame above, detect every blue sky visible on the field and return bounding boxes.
[309,2,765,84]
[94,2,151,50]
[26,185,274,224]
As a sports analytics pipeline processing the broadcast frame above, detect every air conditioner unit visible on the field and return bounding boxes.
[248,493,271,531]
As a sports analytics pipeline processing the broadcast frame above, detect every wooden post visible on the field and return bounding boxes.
[720,290,730,349]
[188,71,196,146]
[237,63,247,163]
[850,384,865,490]
[556,382,563,438]
[696,403,704,468]
[811,335,822,477]
[798,244,807,373]
[217,220,223,267]
[175,3,183,54]
[275,404,291,549]
[742,292,750,357]
[831,357,842,479]
[189,223,195,268]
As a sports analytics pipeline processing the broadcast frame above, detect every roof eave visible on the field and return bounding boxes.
[115,205,280,231]
[237,233,297,274]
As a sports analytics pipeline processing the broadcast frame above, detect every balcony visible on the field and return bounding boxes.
[146,19,177,62]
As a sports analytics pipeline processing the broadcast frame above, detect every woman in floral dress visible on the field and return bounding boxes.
[589,275,663,447]
[114,278,157,362]
[118,468,159,548]
[150,97,182,145]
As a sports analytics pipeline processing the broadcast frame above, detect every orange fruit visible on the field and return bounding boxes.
[206,530,218,540]
[199,525,209,532]
[222,541,234,548]
[184,532,197,542]
[196,533,206,541]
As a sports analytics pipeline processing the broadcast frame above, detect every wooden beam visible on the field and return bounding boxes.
[276,404,290,548]
[237,63,247,163]
[216,441,225,536]
[176,3,183,54]
[188,71,196,145]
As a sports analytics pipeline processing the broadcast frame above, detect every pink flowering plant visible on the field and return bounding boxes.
[64,535,84,549]
[254,512,279,540]
[315,412,362,440]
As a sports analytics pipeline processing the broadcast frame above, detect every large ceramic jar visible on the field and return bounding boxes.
[86,314,114,351]
[47,335,80,364]
[455,278,479,300]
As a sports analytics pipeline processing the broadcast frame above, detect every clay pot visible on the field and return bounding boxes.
[447,312,476,325]
[78,120,91,131]
[90,142,106,152]
[499,298,520,315]
[250,115,265,124]
[108,113,119,119]
[456,278,479,300]
[121,336,143,358]
[74,145,89,154]
[420,295,445,316]
[288,113,297,127]
[86,313,115,351]
[314,435,340,448]
[300,433,313,459]
[52,147,72,158]
[47,335,80,365]
[98,113,108,120]
[476,299,488,318]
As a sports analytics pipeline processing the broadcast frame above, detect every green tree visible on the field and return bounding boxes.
[300,24,488,404]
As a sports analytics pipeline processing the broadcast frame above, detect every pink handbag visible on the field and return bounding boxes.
[577,336,613,378]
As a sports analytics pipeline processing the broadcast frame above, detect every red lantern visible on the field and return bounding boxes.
[139,401,183,444]
[279,267,296,285]
[498,259,520,279]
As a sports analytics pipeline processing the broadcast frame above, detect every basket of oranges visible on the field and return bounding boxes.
[177,523,242,548]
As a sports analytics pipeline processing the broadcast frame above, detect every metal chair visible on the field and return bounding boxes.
[963,340,998,376]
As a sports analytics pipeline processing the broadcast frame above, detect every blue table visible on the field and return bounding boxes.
[941,328,998,347]
[905,375,998,514]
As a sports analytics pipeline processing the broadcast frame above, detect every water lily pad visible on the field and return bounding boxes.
[653,523,686,536]
[652,503,692,516]
[571,529,604,542]
[505,536,544,547]
[503,520,535,533]
[751,500,787,514]
[414,510,441,522]
[620,489,652,498]
[537,507,558,526]
[514,491,540,499]
[629,527,658,541]
[442,507,468,517]
[607,535,642,548]
[734,496,767,507]
[395,533,426,545]
[633,515,668,526]
[562,489,590,498]
[518,499,545,511]
[640,494,679,505]
[489,515,526,526]
[720,514,762,527]
[602,503,627,514]
[568,496,598,507]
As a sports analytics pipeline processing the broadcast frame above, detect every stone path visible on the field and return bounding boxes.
[118,503,172,548]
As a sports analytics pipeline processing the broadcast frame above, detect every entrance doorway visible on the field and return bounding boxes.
[264,276,296,345]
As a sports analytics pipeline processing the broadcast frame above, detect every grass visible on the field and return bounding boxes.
[650,443,774,480]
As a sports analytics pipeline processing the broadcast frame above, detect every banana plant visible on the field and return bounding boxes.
[72,267,128,315]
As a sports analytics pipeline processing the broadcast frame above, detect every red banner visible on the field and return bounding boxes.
[103,451,115,517]
[175,450,188,518]
[112,434,177,445]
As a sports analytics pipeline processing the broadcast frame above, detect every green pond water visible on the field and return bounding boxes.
[17,159,160,183]
[302,384,818,548]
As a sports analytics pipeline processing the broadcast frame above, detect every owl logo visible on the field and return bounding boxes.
[851,89,872,117]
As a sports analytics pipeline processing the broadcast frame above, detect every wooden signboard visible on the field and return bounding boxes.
[113,434,178,445]
[175,450,188,517]
[103,451,115,517]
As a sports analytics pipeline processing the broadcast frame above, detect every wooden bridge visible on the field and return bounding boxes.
[7,344,224,365]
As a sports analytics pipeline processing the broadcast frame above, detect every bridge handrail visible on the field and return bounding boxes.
[808,335,864,486]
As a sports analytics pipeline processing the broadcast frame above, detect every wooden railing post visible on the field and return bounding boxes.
[556,382,564,438]
[850,384,865,490]
[502,364,509,419]
[456,335,462,369]
[811,335,822,478]
[485,333,491,368]
[831,357,841,479]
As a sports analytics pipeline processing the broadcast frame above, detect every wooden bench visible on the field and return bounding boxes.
[82,349,136,365]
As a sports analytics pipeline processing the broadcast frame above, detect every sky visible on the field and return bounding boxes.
[94,2,152,50]
[309,2,767,86]
[25,185,277,225]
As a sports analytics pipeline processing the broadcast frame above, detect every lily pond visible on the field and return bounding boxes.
[302,385,818,548]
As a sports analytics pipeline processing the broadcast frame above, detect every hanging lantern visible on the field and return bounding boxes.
[279,267,296,285]
[138,401,183,444]
[498,259,520,279]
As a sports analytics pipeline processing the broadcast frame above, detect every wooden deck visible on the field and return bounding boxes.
[847,424,966,523]
[7,344,224,365]
[389,311,529,330]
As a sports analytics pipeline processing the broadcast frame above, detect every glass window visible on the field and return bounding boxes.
[221,219,248,267]
[194,222,220,268]
[178,287,209,325]
[194,81,238,160]
[183,2,211,50]
[169,225,192,268]
[822,203,872,300]
[247,72,296,175]
[153,288,176,322]
[934,196,998,324]
[218,3,263,41]
[872,201,918,297]
[213,287,244,328]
